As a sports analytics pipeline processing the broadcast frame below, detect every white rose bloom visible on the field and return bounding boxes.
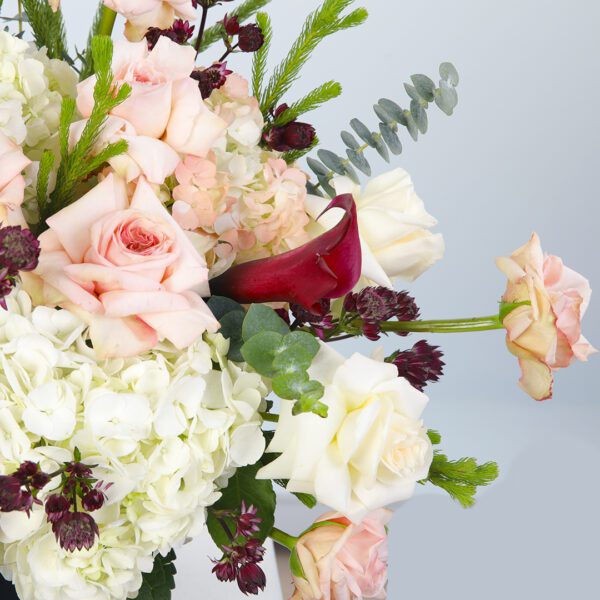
[0,292,267,599]
[258,345,433,521]
[306,168,445,287]
[0,32,77,157]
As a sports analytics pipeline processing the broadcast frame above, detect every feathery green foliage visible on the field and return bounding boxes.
[282,135,319,164]
[36,151,55,210]
[37,36,131,230]
[260,0,367,114]
[198,0,272,53]
[251,12,272,100]
[306,62,459,190]
[79,1,105,80]
[21,0,68,60]
[275,81,342,126]
[423,431,499,508]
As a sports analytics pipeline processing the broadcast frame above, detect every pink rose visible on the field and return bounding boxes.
[291,510,391,600]
[77,37,226,155]
[496,233,596,400]
[69,116,180,185]
[27,173,219,358]
[103,0,196,41]
[0,133,30,226]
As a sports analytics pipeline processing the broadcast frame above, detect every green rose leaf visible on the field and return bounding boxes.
[207,464,276,548]
[242,304,290,341]
[135,550,177,600]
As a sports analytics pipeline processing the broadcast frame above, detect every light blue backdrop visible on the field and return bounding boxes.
[3,0,598,598]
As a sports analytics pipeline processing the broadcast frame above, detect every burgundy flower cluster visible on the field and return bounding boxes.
[191,62,233,99]
[222,14,265,53]
[263,104,317,153]
[145,19,195,50]
[344,286,421,340]
[0,453,109,552]
[211,501,267,595]
[0,225,40,308]
[387,340,445,391]
[290,299,335,339]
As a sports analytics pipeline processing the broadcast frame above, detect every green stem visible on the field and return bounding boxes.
[347,315,504,335]
[97,6,117,37]
[17,0,23,35]
[260,412,279,423]
[270,527,298,551]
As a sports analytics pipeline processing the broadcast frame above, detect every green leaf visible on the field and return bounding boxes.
[272,370,311,399]
[440,61,460,86]
[377,98,404,122]
[135,551,177,600]
[427,429,442,445]
[350,118,375,146]
[220,311,245,362]
[22,0,68,60]
[252,12,272,100]
[341,130,360,150]
[379,122,402,155]
[372,134,390,162]
[410,99,428,134]
[306,157,330,177]
[435,80,459,116]
[346,148,371,176]
[207,296,245,321]
[291,380,327,417]
[242,304,290,341]
[274,80,342,126]
[207,464,276,548]
[241,331,284,377]
[411,74,436,102]
[317,149,347,176]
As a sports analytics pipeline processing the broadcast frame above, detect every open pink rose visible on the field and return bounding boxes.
[497,233,596,400]
[77,37,225,155]
[103,0,196,41]
[291,510,391,600]
[27,174,219,358]
[0,133,30,226]
[70,116,180,185]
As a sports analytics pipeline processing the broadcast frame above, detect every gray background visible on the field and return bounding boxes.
[4,0,599,598]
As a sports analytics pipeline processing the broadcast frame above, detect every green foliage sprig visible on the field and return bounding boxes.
[259,0,367,116]
[198,0,272,53]
[306,63,460,195]
[37,36,131,231]
[21,0,68,60]
[424,430,499,508]
[251,12,272,100]
[136,551,177,600]
[78,1,105,80]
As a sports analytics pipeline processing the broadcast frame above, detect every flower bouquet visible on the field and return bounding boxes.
[0,1,595,599]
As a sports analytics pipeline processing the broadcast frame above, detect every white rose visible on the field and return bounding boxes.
[306,168,445,287]
[22,380,77,441]
[258,346,433,521]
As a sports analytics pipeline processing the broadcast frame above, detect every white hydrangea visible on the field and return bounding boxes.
[0,290,267,599]
[0,31,77,158]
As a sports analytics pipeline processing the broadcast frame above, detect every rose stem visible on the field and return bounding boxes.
[270,527,298,551]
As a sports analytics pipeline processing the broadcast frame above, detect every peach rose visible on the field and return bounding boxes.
[69,116,180,185]
[26,173,219,358]
[77,37,226,155]
[103,0,196,41]
[496,233,596,400]
[291,510,391,600]
[0,133,30,226]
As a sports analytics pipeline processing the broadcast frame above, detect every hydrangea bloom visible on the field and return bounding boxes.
[0,290,267,599]
[0,32,77,158]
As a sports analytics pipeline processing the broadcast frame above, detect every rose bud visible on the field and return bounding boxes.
[496,233,596,400]
[53,512,100,552]
[236,562,266,595]
[210,195,361,313]
[291,511,391,600]
[237,23,264,53]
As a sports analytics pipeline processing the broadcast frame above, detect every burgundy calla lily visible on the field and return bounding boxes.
[210,194,361,313]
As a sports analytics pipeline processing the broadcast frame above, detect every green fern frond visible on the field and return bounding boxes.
[274,81,342,126]
[21,0,68,60]
[251,12,272,100]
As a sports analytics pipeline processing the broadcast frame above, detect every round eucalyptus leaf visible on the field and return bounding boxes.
[411,74,436,101]
[342,161,361,184]
[439,62,459,86]
[410,99,428,134]
[404,83,421,102]
[318,149,347,176]
[346,149,371,176]
[317,174,336,197]
[435,80,458,115]
[373,103,394,125]
[341,130,360,150]
[350,118,376,146]
[379,123,402,155]
[372,134,390,163]
[378,98,405,124]
[306,181,324,197]
[403,111,419,141]
[306,157,329,177]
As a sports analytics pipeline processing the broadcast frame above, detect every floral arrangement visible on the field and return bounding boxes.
[0,1,595,599]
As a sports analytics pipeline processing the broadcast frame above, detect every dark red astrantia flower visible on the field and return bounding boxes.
[210,194,361,313]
